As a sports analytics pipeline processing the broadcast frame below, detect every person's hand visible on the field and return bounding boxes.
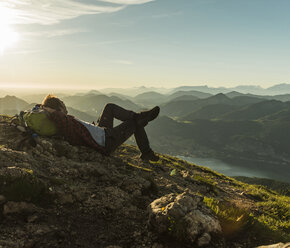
[42,106,56,113]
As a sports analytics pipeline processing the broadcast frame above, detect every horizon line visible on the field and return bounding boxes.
[1,83,290,91]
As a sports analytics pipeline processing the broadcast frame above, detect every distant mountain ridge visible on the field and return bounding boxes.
[0,95,29,115]
[160,93,265,118]
[97,83,290,97]
[62,93,141,117]
[221,100,290,121]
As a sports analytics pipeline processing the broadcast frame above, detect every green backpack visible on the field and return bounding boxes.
[19,106,59,136]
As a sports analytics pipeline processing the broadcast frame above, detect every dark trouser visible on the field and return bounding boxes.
[98,103,151,154]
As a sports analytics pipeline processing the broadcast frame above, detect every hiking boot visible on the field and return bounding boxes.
[140,149,159,162]
[135,106,160,127]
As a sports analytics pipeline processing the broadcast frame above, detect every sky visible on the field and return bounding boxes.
[0,0,290,90]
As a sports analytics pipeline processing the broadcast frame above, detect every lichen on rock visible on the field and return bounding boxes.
[148,192,221,246]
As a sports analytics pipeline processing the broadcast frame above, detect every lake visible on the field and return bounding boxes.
[178,156,290,183]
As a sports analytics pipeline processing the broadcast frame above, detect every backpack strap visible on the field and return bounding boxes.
[39,109,53,133]
[13,111,38,148]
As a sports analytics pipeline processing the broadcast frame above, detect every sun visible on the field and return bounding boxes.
[0,25,19,54]
[0,6,19,54]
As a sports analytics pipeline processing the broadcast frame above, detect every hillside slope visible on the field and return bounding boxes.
[62,94,141,116]
[0,96,30,115]
[146,114,290,183]
[0,117,289,248]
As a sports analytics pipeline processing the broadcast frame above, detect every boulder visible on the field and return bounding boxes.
[148,192,221,246]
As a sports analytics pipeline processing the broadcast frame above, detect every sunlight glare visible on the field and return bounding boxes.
[0,6,19,54]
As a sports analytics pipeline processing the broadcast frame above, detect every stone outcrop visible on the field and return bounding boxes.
[148,192,221,246]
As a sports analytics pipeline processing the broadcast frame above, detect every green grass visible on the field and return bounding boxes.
[240,182,289,240]
[127,162,152,172]
[194,174,217,186]
[255,195,290,240]
[203,180,290,242]
[204,196,248,222]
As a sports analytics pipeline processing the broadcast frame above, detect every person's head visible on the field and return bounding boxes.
[41,94,68,114]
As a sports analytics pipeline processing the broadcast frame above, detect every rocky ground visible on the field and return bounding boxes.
[0,116,289,248]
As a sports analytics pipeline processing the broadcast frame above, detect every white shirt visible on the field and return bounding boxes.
[77,119,106,147]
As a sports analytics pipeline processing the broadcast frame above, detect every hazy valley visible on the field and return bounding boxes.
[1,84,290,183]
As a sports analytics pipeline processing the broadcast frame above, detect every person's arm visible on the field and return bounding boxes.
[46,109,70,135]
[42,106,56,113]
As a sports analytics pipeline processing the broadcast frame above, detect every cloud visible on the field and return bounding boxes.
[9,49,42,55]
[24,29,88,38]
[3,0,124,25]
[42,29,88,38]
[99,0,154,4]
[0,0,152,26]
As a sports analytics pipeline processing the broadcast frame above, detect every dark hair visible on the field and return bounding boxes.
[41,94,67,112]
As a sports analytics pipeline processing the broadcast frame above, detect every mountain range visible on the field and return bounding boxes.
[98,83,290,96]
[1,86,290,182]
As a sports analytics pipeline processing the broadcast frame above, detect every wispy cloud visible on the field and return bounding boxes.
[24,29,88,38]
[99,0,154,4]
[9,49,42,55]
[2,0,124,25]
[112,59,134,65]
[75,38,143,47]
[1,0,152,26]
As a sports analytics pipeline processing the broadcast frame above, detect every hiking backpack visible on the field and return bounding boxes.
[18,105,59,136]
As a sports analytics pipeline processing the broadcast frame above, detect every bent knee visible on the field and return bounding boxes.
[104,103,115,110]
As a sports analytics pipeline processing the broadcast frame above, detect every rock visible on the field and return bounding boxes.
[0,195,6,204]
[0,167,46,202]
[27,214,38,223]
[35,226,52,235]
[59,193,74,204]
[0,240,17,247]
[73,190,87,202]
[152,243,163,248]
[121,177,151,195]
[102,186,130,210]
[256,243,290,248]
[148,192,221,246]
[3,201,37,215]
[197,233,211,247]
